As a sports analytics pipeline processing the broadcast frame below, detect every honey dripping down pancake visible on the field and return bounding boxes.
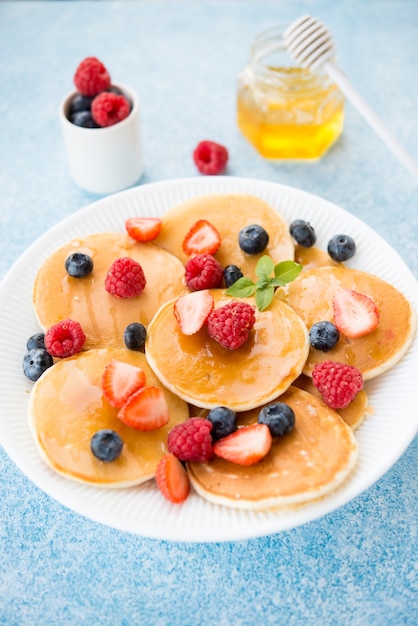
[28,349,190,487]
[187,386,359,511]
[32,233,188,350]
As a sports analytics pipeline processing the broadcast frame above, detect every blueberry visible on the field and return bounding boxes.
[90,430,124,462]
[69,93,94,115]
[65,253,94,278]
[123,322,147,350]
[289,219,316,247]
[238,224,269,255]
[206,406,237,441]
[258,402,295,437]
[23,348,53,381]
[309,321,340,352]
[224,264,243,288]
[26,332,45,351]
[70,110,100,128]
[327,234,356,262]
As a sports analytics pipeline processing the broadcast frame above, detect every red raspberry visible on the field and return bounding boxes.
[167,418,213,462]
[73,57,111,96]
[105,257,146,298]
[45,319,86,358]
[312,360,364,409]
[91,92,130,127]
[193,140,229,175]
[207,301,256,350]
[184,253,223,291]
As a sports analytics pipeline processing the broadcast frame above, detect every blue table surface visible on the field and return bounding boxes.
[1,1,417,624]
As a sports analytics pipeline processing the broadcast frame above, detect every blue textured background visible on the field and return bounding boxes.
[0,1,417,624]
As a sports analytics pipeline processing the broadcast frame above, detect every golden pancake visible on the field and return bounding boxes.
[293,374,368,430]
[145,290,309,411]
[153,194,295,279]
[28,348,190,487]
[281,266,416,379]
[294,245,343,270]
[187,386,358,511]
[33,233,188,350]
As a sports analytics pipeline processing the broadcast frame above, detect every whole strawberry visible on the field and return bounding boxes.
[207,300,256,350]
[312,360,363,409]
[167,417,213,462]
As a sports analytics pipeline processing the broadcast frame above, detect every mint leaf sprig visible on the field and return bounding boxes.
[225,256,302,311]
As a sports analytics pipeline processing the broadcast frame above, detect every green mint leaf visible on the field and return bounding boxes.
[226,276,256,298]
[255,285,275,311]
[255,256,275,281]
[274,260,303,284]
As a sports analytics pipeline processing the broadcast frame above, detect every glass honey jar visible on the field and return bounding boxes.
[237,26,344,160]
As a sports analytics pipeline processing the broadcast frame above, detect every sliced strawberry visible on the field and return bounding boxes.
[102,359,146,408]
[333,289,380,339]
[117,386,170,430]
[182,219,221,256]
[173,289,214,335]
[125,217,162,242]
[155,453,190,503]
[213,423,272,466]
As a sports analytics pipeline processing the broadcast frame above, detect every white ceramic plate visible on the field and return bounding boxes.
[0,177,417,542]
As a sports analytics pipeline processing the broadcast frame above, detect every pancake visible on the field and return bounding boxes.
[28,348,190,487]
[33,233,188,350]
[294,245,343,270]
[153,194,295,279]
[145,290,309,411]
[281,266,416,379]
[187,386,358,511]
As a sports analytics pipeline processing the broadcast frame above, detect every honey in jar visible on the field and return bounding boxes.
[237,26,344,160]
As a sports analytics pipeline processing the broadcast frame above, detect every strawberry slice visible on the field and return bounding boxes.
[102,359,146,408]
[156,453,190,503]
[125,217,162,242]
[333,289,380,339]
[117,386,170,430]
[213,423,272,466]
[182,219,221,256]
[173,290,214,335]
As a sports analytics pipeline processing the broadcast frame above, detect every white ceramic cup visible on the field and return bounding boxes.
[60,83,144,195]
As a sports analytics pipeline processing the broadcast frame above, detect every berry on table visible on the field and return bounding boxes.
[309,320,340,351]
[26,332,45,351]
[182,219,221,256]
[105,257,146,298]
[91,91,131,127]
[73,57,111,97]
[90,429,124,462]
[123,322,147,350]
[327,234,356,262]
[223,264,243,288]
[117,386,170,431]
[193,140,229,175]
[184,253,223,291]
[207,300,256,350]
[212,423,272,466]
[258,402,295,437]
[289,219,316,247]
[167,417,213,462]
[238,224,269,255]
[156,453,190,504]
[206,406,237,441]
[333,289,380,338]
[125,217,162,242]
[44,319,86,358]
[23,348,53,381]
[65,252,94,278]
[102,359,146,408]
[312,360,364,409]
[174,290,214,335]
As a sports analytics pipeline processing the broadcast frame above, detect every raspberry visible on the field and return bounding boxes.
[184,253,223,291]
[312,360,364,409]
[193,140,229,175]
[207,301,256,350]
[45,319,86,358]
[91,92,131,127]
[167,418,213,462]
[73,57,111,97]
[105,257,146,298]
